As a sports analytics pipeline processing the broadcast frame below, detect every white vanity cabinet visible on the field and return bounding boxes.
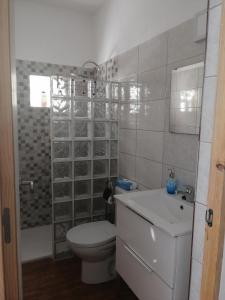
[116,200,192,300]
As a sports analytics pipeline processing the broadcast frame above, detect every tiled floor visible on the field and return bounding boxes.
[22,257,137,300]
[21,225,52,263]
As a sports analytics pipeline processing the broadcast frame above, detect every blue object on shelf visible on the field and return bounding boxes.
[116,178,136,191]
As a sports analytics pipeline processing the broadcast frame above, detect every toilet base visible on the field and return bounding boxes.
[81,255,116,284]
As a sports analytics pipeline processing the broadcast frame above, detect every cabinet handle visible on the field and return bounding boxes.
[125,205,154,226]
[124,244,153,273]
[205,208,213,227]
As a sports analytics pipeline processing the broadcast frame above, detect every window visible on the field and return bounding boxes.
[29,75,50,107]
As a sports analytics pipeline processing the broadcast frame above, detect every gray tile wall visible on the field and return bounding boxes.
[16,60,94,229]
[103,17,206,191]
[98,5,224,299]
[100,7,225,299]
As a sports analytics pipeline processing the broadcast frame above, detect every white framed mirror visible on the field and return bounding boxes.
[170,62,204,135]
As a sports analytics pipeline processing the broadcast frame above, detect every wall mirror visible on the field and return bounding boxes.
[170,62,204,135]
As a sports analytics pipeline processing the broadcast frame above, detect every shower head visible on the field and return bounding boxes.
[71,60,100,80]
[81,60,100,72]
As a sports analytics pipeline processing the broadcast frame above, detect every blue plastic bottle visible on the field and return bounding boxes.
[166,169,177,194]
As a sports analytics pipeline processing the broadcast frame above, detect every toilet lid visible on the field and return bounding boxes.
[66,221,116,248]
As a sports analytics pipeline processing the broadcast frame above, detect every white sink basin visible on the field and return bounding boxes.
[115,188,194,237]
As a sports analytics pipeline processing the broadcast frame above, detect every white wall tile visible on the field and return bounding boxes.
[119,129,136,155]
[118,19,206,200]
[120,103,137,129]
[192,202,206,263]
[210,0,222,8]
[161,164,196,188]
[139,67,167,100]
[116,47,139,80]
[196,142,212,206]
[200,76,217,143]
[113,16,216,300]
[168,18,205,64]
[136,183,148,191]
[119,152,136,181]
[163,133,199,172]
[163,99,170,132]
[136,157,162,189]
[205,5,222,77]
[119,73,138,82]
[189,259,203,300]
[138,33,168,73]
[137,100,166,131]
[136,130,164,163]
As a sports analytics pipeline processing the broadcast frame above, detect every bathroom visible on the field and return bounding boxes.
[1,0,225,299]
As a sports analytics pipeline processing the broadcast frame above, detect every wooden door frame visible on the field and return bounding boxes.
[1,0,225,299]
[0,0,20,299]
[200,0,225,299]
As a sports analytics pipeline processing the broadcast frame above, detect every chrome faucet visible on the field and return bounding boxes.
[177,185,194,203]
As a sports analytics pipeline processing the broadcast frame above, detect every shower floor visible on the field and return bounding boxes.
[21,225,52,263]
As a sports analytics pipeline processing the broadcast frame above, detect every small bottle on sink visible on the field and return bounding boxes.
[166,169,177,194]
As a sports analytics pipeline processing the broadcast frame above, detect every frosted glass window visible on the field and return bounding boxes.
[74,141,91,159]
[93,178,107,195]
[74,180,91,199]
[54,222,72,241]
[93,160,108,177]
[50,78,121,259]
[54,203,72,222]
[53,162,72,181]
[53,141,72,159]
[110,141,118,157]
[93,197,105,216]
[30,75,50,107]
[110,159,118,176]
[94,141,108,158]
[74,161,91,179]
[74,199,91,219]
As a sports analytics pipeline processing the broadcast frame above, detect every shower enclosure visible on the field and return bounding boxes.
[51,77,120,259]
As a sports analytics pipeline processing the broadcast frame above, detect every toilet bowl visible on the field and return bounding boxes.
[66,220,116,284]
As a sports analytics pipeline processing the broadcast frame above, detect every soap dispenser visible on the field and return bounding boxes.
[166,169,177,194]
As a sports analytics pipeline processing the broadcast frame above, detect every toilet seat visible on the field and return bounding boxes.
[66,221,116,248]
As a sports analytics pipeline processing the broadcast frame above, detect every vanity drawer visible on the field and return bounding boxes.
[116,201,176,287]
[116,237,173,300]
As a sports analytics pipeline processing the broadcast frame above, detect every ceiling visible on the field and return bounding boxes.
[26,0,108,12]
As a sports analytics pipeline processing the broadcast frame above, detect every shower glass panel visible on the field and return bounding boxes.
[50,77,120,259]
[53,141,72,160]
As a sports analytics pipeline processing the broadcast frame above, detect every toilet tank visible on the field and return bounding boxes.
[115,186,129,195]
[115,186,139,195]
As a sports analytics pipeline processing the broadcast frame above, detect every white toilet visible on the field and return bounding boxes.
[66,220,116,284]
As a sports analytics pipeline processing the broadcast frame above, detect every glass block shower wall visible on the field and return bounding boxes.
[50,77,120,259]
